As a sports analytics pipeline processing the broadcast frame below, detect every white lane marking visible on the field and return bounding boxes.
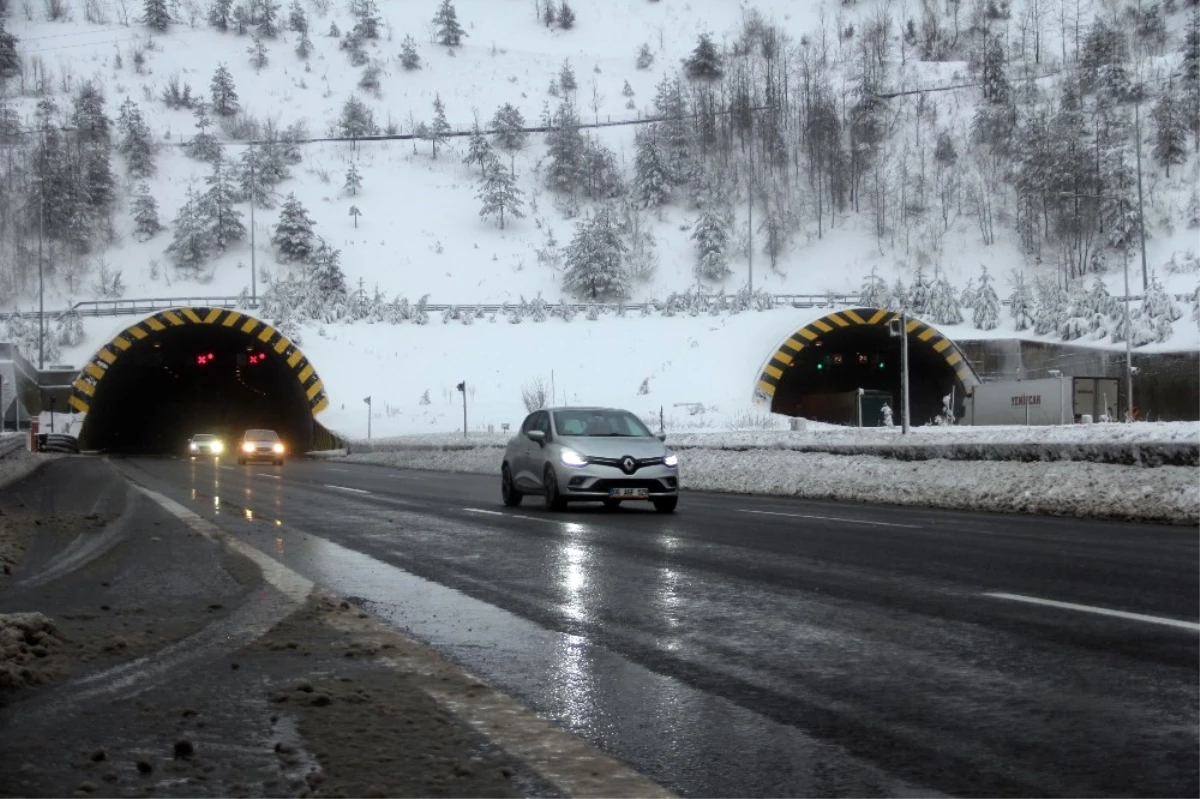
[738,509,922,529]
[329,467,350,472]
[324,484,371,495]
[389,474,424,480]
[219,465,235,471]
[463,507,560,524]
[257,473,281,479]
[984,592,1200,632]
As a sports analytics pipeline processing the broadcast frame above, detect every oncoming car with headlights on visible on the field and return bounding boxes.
[187,433,225,457]
[502,407,679,512]
[237,429,287,466]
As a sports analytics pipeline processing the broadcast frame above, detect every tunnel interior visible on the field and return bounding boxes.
[768,324,964,426]
[79,323,315,455]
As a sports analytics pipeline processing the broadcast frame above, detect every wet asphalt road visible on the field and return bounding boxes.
[114,455,1199,798]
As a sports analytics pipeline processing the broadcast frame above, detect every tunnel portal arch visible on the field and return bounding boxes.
[70,307,328,453]
[754,307,980,426]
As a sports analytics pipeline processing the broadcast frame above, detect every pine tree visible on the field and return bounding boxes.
[891,278,909,311]
[271,193,315,262]
[429,94,451,159]
[1008,270,1034,331]
[1151,89,1188,178]
[558,59,577,93]
[210,64,240,116]
[1139,272,1183,339]
[978,34,1009,105]
[462,123,492,173]
[296,29,313,59]
[546,97,585,194]
[339,95,378,138]
[491,103,526,151]
[557,0,574,29]
[287,0,306,32]
[311,239,347,296]
[477,152,525,229]
[117,98,155,179]
[859,267,890,309]
[184,103,220,162]
[636,42,653,70]
[691,205,729,281]
[351,0,381,38]
[0,20,18,78]
[541,0,556,27]
[200,155,245,253]
[928,274,964,325]
[908,266,931,315]
[166,187,211,270]
[563,206,629,300]
[633,128,671,209]
[1033,279,1067,335]
[622,79,635,109]
[238,144,275,208]
[344,162,362,195]
[132,183,163,241]
[972,266,1000,330]
[248,35,269,71]
[71,82,110,145]
[349,205,361,227]
[399,34,421,69]
[256,0,279,36]
[684,33,722,80]
[143,0,171,30]
[432,0,465,46]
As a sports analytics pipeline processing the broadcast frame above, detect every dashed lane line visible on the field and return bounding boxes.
[983,592,1200,632]
[324,484,371,495]
[462,507,560,524]
[257,473,281,479]
[738,509,922,529]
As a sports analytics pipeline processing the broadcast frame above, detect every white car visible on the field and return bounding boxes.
[502,407,680,512]
[237,429,286,465]
[187,433,225,457]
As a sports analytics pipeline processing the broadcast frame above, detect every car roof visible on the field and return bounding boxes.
[192,433,218,438]
[542,406,626,413]
[244,429,279,437]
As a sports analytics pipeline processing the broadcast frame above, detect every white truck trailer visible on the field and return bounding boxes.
[964,376,1122,426]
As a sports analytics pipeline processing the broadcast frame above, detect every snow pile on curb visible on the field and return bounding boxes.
[339,436,1199,524]
[0,613,64,694]
[0,449,46,491]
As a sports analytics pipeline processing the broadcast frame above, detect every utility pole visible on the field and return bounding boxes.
[248,144,257,307]
[456,381,468,437]
[747,116,754,295]
[1133,99,1149,291]
[363,395,372,439]
[900,312,910,434]
[1122,244,1133,422]
[37,176,44,369]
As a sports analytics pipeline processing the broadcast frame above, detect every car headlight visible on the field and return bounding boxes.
[272,443,285,454]
[664,453,678,467]
[189,443,198,451]
[242,442,254,453]
[560,448,588,467]
[211,441,223,453]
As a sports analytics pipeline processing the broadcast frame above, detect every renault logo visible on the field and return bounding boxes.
[621,456,637,474]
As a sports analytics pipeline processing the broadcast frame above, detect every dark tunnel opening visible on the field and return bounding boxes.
[79,323,315,455]
[769,325,964,426]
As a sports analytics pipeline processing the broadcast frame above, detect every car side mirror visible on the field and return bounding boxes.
[656,432,666,442]
[526,429,546,445]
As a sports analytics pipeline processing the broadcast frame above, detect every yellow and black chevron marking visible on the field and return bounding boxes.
[754,307,980,401]
[68,308,328,417]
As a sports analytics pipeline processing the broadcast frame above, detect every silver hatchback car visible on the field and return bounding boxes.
[502,407,680,512]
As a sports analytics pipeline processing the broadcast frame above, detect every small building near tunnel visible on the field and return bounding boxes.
[754,307,980,427]
[68,307,336,454]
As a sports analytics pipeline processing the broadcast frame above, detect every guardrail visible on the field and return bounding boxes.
[0,435,26,459]
[1,290,1190,323]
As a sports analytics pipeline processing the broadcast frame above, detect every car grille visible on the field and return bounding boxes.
[586,478,673,493]
[588,456,664,472]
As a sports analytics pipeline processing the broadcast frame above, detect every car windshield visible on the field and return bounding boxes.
[245,430,279,442]
[553,410,653,438]
[193,434,216,441]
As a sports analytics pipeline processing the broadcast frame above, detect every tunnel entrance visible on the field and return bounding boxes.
[755,308,979,426]
[70,308,328,455]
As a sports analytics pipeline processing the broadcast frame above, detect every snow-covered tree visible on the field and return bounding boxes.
[349,204,361,227]
[908,266,931,316]
[622,79,635,109]
[891,278,909,312]
[462,123,492,173]
[477,153,525,229]
[208,0,233,30]
[491,103,526,152]
[256,0,280,36]
[563,206,629,300]
[56,309,85,348]
[928,273,964,325]
[399,34,421,69]
[143,0,171,30]
[636,43,653,70]
[684,32,722,80]
[117,98,156,179]
[287,0,306,32]
[296,29,313,59]
[238,144,275,208]
[185,103,221,162]
[1139,273,1183,343]
[311,238,347,296]
[429,94,451,159]
[71,82,110,144]
[166,187,211,270]
[339,94,378,138]
[1008,270,1034,331]
[556,0,574,29]
[633,128,671,209]
[200,155,244,253]
[971,266,999,330]
[859,267,890,309]
[558,59,577,93]
[344,161,362,195]
[546,98,585,195]
[1033,279,1067,335]
[351,0,381,39]
[131,183,163,241]
[248,35,269,71]
[691,205,729,281]
[210,64,239,116]
[432,0,465,46]
[271,193,315,263]
[1151,89,1188,178]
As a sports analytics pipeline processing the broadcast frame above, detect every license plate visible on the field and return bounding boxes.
[610,488,649,499]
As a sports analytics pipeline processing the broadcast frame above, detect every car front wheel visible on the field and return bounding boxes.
[501,464,523,507]
[543,467,566,511]
[652,496,678,513]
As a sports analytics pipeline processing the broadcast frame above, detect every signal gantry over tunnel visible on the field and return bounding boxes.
[756,307,980,426]
[69,308,328,454]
